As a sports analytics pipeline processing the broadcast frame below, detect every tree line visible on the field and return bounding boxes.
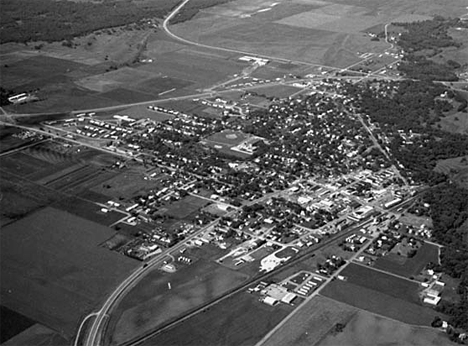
[0,0,179,43]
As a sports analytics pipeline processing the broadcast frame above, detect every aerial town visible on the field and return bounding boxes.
[1,1,468,346]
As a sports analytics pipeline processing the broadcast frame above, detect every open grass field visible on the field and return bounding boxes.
[373,243,439,278]
[263,295,356,346]
[53,196,124,226]
[339,263,422,303]
[0,55,88,90]
[136,49,244,88]
[249,84,302,98]
[205,130,248,146]
[0,127,35,153]
[0,150,53,178]
[171,0,467,68]
[92,167,165,200]
[163,195,210,219]
[108,259,250,345]
[139,289,294,346]
[321,279,440,326]
[203,129,253,158]
[437,111,468,135]
[0,207,138,340]
[318,309,454,346]
[0,169,63,226]
[119,104,175,122]
[434,156,468,189]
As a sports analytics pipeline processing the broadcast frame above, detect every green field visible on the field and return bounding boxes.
[163,195,210,219]
[321,279,440,326]
[93,166,164,200]
[339,263,422,303]
[170,0,468,68]
[248,84,302,99]
[373,243,439,278]
[205,130,248,146]
[108,259,250,345]
[318,310,454,346]
[0,207,138,340]
[0,169,63,226]
[139,290,293,346]
[263,295,356,346]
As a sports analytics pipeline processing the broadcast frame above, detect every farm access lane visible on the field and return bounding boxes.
[255,226,382,346]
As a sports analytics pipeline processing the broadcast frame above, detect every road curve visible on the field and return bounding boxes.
[162,0,344,71]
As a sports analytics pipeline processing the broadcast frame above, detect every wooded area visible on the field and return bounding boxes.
[0,0,179,43]
[393,17,468,81]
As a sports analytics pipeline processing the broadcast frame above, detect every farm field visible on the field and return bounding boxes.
[263,295,356,346]
[248,84,302,99]
[0,29,246,114]
[53,196,125,226]
[0,207,138,340]
[1,323,68,346]
[0,169,63,226]
[339,263,422,303]
[373,243,439,278]
[170,0,468,68]
[108,259,250,345]
[139,289,294,346]
[0,306,36,344]
[92,166,166,200]
[318,310,454,346]
[321,279,440,326]
[0,127,35,153]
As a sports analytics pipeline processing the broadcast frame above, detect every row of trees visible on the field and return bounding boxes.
[425,184,468,332]
[0,87,12,106]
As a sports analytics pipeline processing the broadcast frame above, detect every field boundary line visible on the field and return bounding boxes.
[317,293,439,331]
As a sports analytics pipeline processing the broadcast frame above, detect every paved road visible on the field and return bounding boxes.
[255,228,381,346]
[162,0,373,74]
[81,215,228,346]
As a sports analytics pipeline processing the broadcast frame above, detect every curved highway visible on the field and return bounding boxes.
[162,0,368,73]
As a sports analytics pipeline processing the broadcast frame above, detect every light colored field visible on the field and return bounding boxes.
[201,0,287,17]
[437,111,468,135]
[263,295,356,346]
[434,156,468,188]
[76,67,159,92]
[276,12,339,29]
[249,84,302,98]
[170,0,468,69]
[119,104,174,121]
[318,310,454,346]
